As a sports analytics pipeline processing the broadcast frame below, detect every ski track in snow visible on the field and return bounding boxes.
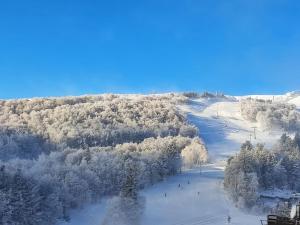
[59,96,294,225]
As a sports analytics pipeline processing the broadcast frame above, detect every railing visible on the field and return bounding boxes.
[267,215,279,225]
[264,215,295,225]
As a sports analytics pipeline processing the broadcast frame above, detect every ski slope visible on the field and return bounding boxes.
[180,97,284,161]
[140,164,262,225]
[58,94,298,225]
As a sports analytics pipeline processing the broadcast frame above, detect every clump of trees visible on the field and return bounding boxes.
[181,138,208,168]
[0,127,53,160]
[240,99,300,131]
[224,133,300,209]
[0,94,207,225]
[0,166,63,225]
[182,92,226,99]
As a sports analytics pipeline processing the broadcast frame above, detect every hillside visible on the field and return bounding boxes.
[1,92,300,225]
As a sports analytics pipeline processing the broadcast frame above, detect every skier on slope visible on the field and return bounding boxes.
[227,215,231,224]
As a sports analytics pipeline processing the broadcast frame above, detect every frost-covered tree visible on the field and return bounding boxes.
[101,156,145,225]
[0,167,53,225]
[120,157,139,199]
[181,138,208,168]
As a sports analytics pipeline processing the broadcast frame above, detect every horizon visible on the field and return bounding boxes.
[2,90,300,101]
[1,0,300,99]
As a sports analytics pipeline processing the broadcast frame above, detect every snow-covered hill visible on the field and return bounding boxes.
[238,91,300,110]
[59,92,300,225]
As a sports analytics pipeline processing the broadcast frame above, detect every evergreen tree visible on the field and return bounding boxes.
[241,141,254,151]
[120,157,138,199]
[237,172,258,208]
[293,132,300,149]
[279,133,294,153]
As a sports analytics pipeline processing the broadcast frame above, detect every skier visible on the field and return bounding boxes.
[197,191,200,195]
[227,215,231,224]
[178,183,181,188]
[187,180,190,184]
[164,193,167,197]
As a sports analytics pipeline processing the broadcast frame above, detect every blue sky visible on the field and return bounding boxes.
[0,0,300,98]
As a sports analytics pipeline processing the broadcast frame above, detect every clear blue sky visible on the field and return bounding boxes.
[1,0,300,99]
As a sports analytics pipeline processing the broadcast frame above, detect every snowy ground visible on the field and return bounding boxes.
[141,164,263,225]
[58,165,262,225]
[58,94,299,225]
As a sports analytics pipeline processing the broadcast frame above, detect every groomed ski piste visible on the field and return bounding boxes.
[58,92,300,225]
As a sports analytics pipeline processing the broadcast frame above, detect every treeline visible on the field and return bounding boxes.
[240,99,300,131]
[0,94,207,225]
[224,133,300,209]
[182,91,226,99]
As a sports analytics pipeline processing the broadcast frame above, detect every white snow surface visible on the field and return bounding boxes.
[58,94,299,225]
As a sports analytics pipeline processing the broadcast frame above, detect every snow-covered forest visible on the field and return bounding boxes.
[224,133,300,210]
[3,91,300,225]
[0,94,197,158]
[240,98,300,131]
[0,94,207,225]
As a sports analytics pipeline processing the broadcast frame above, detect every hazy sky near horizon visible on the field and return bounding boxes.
[1,0,300,99]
